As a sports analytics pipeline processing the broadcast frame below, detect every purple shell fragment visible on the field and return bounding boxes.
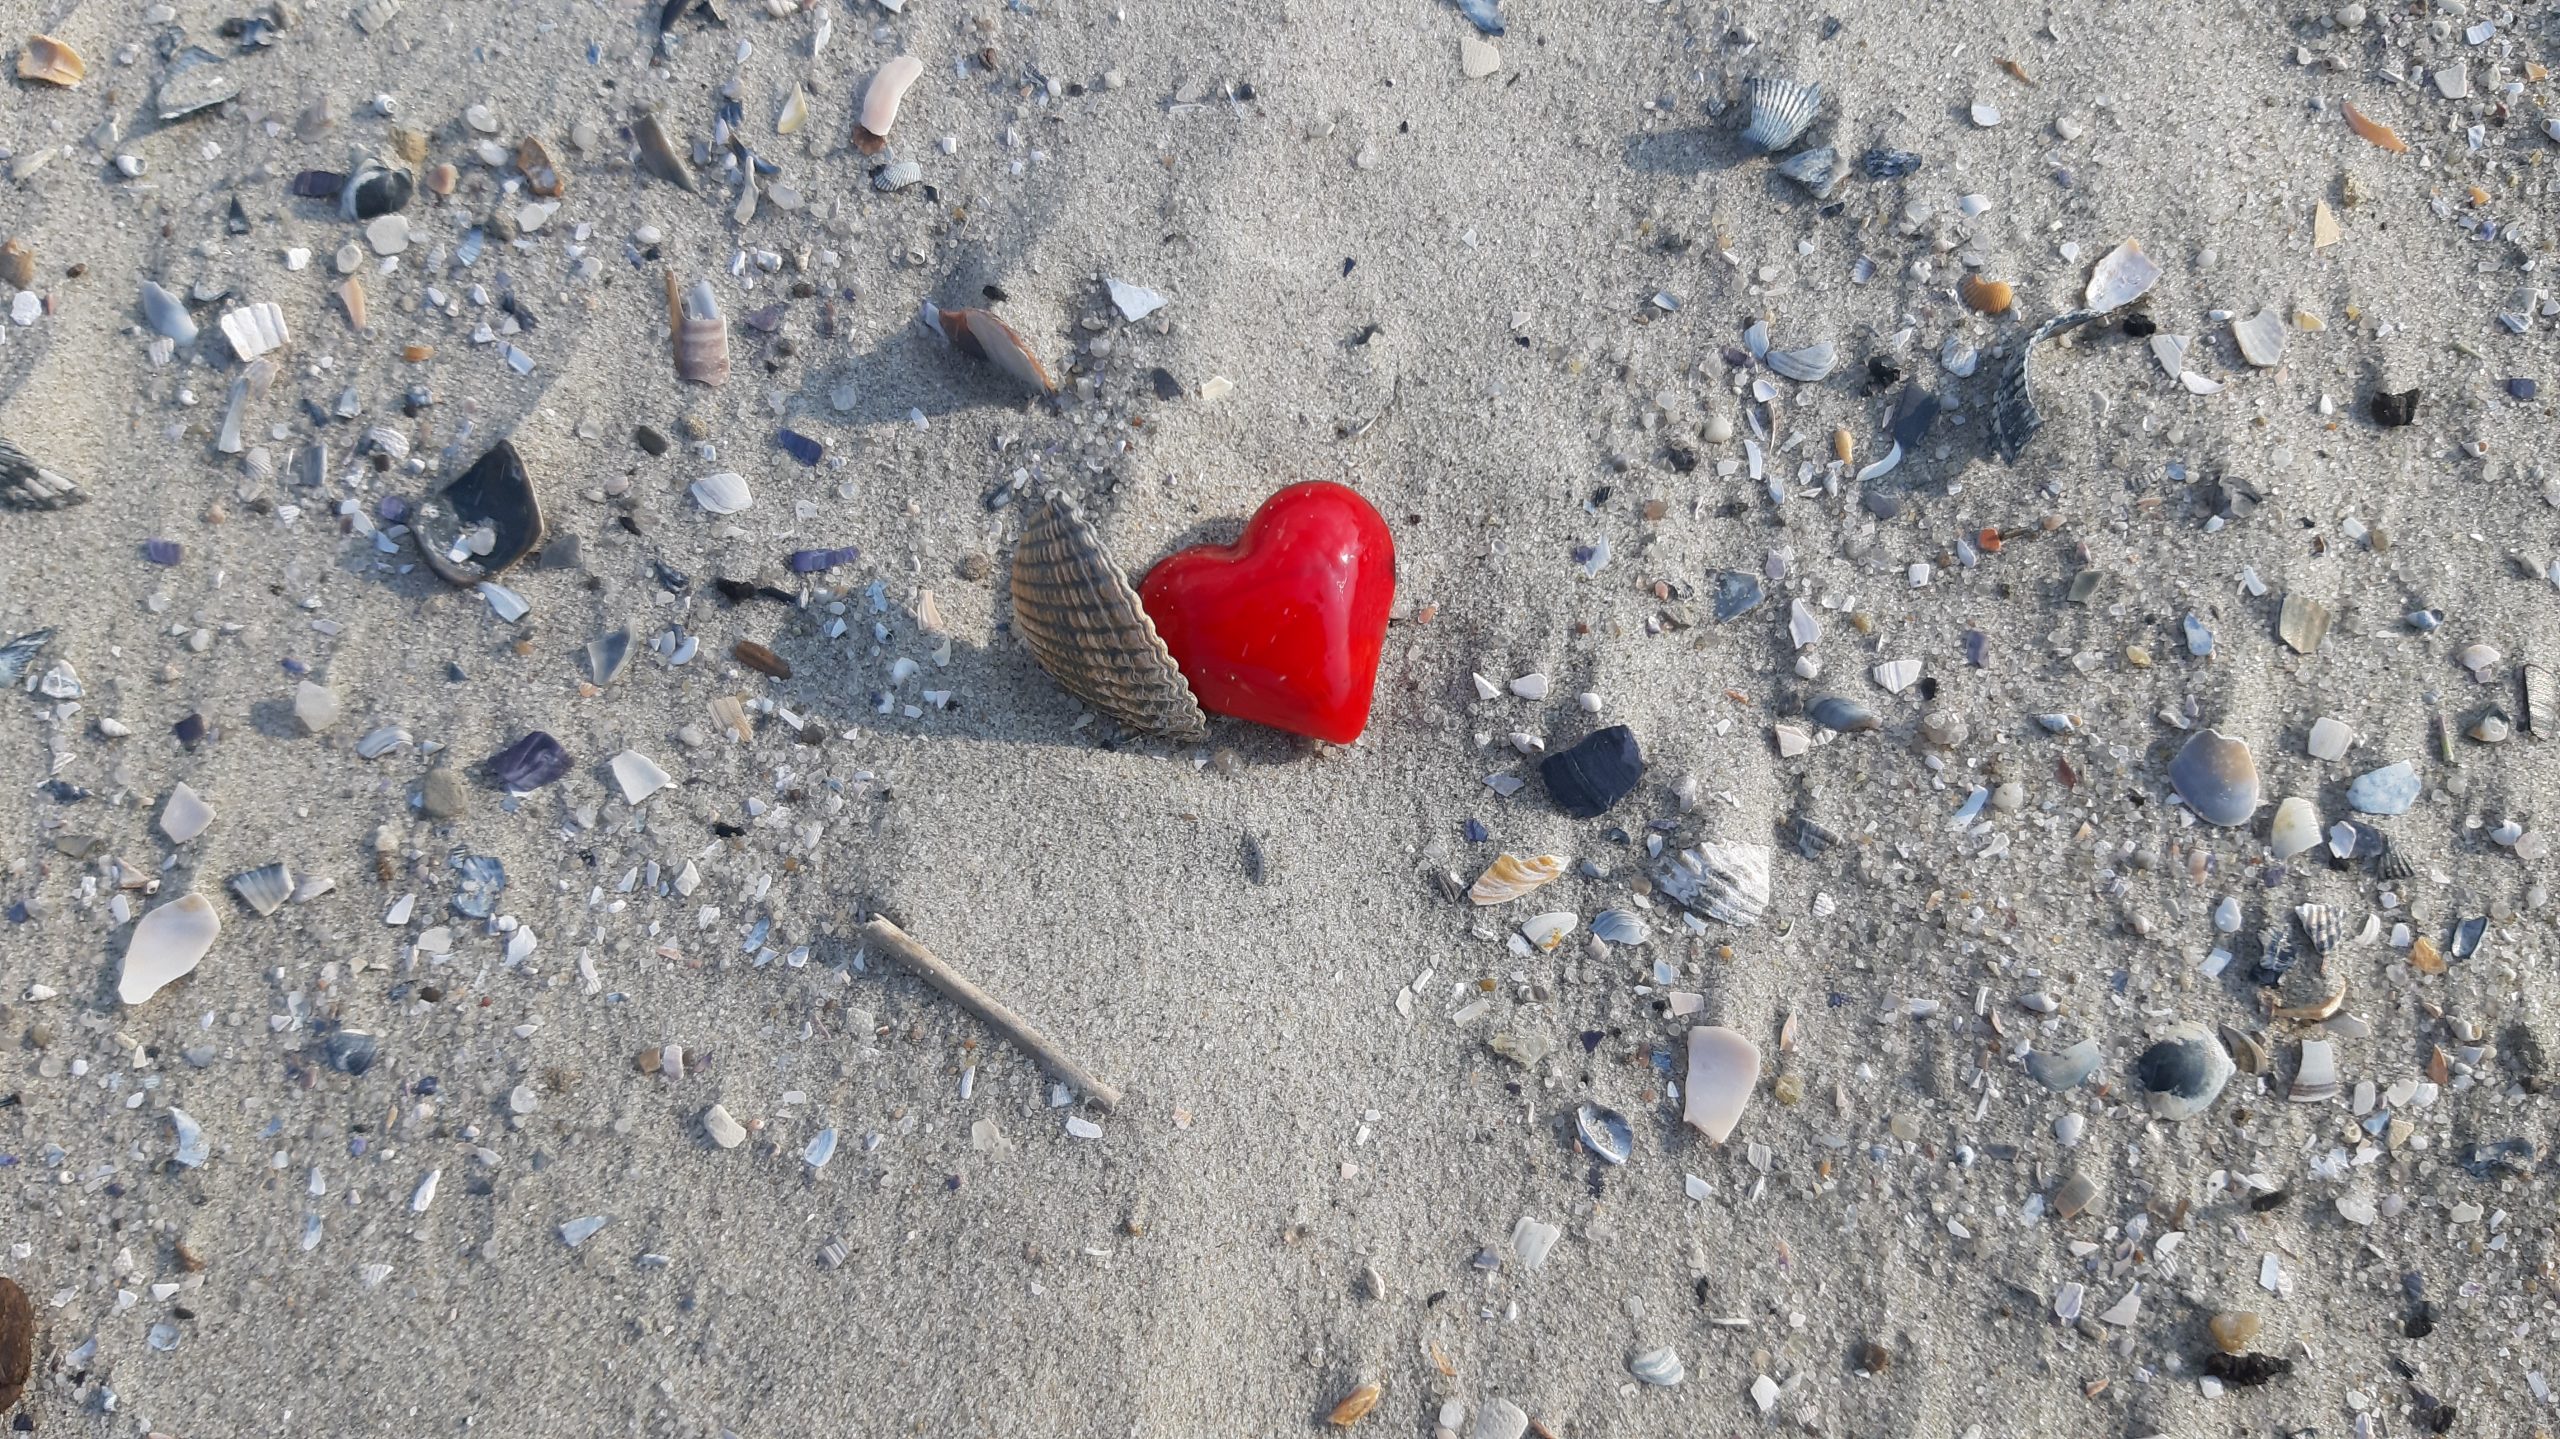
[485,731,572,791]
[744,303,787,333]
[142,538,184,566]
[377,494,409,523]
[787,546,859,574]
[776,428,824,466]
[1962,628,1991,667]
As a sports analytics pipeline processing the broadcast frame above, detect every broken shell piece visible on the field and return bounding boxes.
[855,55,923,153]
[121,892,220,1005]
[0,434,86,511]
[2219,1025,2270,1075]
[229,862,294,917]
[1764,341,1837,382]
[702,1103,747,1148]
[1519,912,1576,951]
[2083,238,2163,313]
[1770,145,1842,199]
[2134,1021,2232,1121]
[667,272,729,386]
[610,749,671,805]
[1681,1025,1760,1142]
[2290,1039,2339,1102]
[2026,1037,2102,1091]
[2341,100,2406,153]
[777,86,811,136]
[220,302,289,361]
[2293,902,2345,956]
[2270,971,2347,1023]
[337,277,367,330]
[634,111,694,191]
[2268,796,2321,859]
[2231,309,2285,368]
[1987,307,2101,463]
[0,237,31,289]
[1957,274,2013,314]
[2053,1172,2099,1219]
[2277,593,2331,654]
[2524,664,2559,739]
[1655,840,1771,927]
[416,440,543,586]
[155,48,238,120]
[517,135,564,196]
[1629,1347,1687,1387]
[17,34,85,86]
[340,153,413,220]
[1468,852,1567,905]
[926,302,1057,394]
[1739,75,1821,153]
[1009,490,1205,737]
[160,781,215,843]
[1575,1103,1633,1165]
[1325,1383,1382,1428]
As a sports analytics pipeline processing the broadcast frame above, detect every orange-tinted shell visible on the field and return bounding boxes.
[1957,274,2014,314]
[0,1273,31,1411]
[1326,1382,1383,1428]
[1010,491,1205,737]
[2342,100,2407,153]
[943,307,1057,394]
[518,136,565,197]
[18,34,85,87]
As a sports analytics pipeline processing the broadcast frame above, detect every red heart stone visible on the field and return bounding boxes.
[1137,482,1396,744]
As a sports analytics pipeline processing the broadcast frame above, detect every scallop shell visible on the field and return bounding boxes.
[2083,239,2162,313]
[2369,830,2414,881]
[364,425,410,461]
[1009,490,1206,737]
[19,34,86,87]
[1468,852,1567,905]
[1770,145,1841,198]
[122,892,220,1005]
[1987,307,2101,463]
[0,434,85,511]
[1957,274,2014,314]
[667,272,730,386]
[1655,840,1771,928]
[1681,1025,1759,1142]
[417,440,542,587]
[240,446,276,486]
[2249,924,2299,985]
[1575,1102,1633,1165]
[229,862,294,917]
[929,303,1058,395]
[856,55,924,153]
[220,301,289,361]
[1740,75,1820,153]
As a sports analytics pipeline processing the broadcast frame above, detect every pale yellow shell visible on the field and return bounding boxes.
[1468,852,1567,905]
[1010,491,1205,738]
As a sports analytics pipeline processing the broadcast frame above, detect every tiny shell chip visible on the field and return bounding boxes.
[690,471,753,514]
[2134,1021,2232,1121]
[1009,490,1205,737]
[1739,75,1821,153]
[1770,145,1842,199]
[18,34,85,86]
[1539,724,1645,818]
[122,892,221,1005]
[1681,1025,1759,1142]
[2277,593,2331,654]
[2341,99,2406,153]
[2232,309,2286,368]
[161,781,216,843]
[2083,239,2163,313]
[1468,852,1567,905]
[220,302,289,361]
[1655,841,1771,927]
[855,55,923,153]
[517,135,565,196]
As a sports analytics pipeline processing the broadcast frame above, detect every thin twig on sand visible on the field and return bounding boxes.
[859,917,1123,1112]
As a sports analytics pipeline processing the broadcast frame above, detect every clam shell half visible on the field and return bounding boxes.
[1010,491,1206,738]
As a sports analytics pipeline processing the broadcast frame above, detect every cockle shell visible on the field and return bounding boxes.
[122,892,220,1004]
[1468,852,1567,905]
[1655,841,1770,927]
[1988,307,2100,463]
[416,440,542,586]
[1957,274,2013,314]
[1009,490,1206,737]
[230,862,294,917]
[220,302,289,361]
[1682,1025,1759,1142]
[0,434,84,511]
[925,302,1057,394]
[19,35,85,87]
[666,272,729,386]
[1740,75,1820,153]
[856,55,923,153]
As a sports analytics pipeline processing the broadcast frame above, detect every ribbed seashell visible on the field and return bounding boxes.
[664,272,730,386]
[0,434,86,511]
[220,301,289,361]
[229,862,294,917]
[1655,840,1771,927]
[2249,924,2298,985]
[2082,239,2162,313]
[689,470,752,514]
[351,0,404,33]
[1788,814,1838,858]
[1861,146,1921,179]
[1629,1346,1687,1387]
[1009,490,1205,737]
[122,892,220,1005]
[927,303,1057,395]
[1575,1102,1633,1165]
[1957,274,2014,315]
[19,34,86,87]
[2293,902,2344,956]
[1682,1024,1759,1141]
[1764,341,1836,382]
[1468,852,1567,905]
[364,425,410,461]
[2369,831,2414,881]
[1770,145,1841,198]
[1739,75,1820,153]
[1325,1382,1382,1428]
[2521,663,2557,739]
[1591,907,1649,945]
[240,446,276,486]
[856,55,923,154]
[1988,307,2100,463]
[2231,308,2285,368]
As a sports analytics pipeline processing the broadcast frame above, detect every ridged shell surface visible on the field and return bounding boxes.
[1469,851,1567,904]
[1988,307,2100,463]
[1655,840,1771,927]
[0,434,86,510]
[668,273,729,386]
[1009,491,1205,737]
[1740,76,1820,153]
[230,862,294,917]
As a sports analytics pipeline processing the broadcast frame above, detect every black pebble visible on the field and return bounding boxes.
[2122,312,2157,338]
[1866,355,1902,388]
[2201,1352,2291,1386]
[2371,388,2422,427]
[1150,367,1183,401]
[634,425,669,456]
[1540,725,1645,820]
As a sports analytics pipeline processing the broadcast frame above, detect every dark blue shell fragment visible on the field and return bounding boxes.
[776,428,824,466]
[485,731,572,791]
[787,546,859,574]
[1540,725,1645,820]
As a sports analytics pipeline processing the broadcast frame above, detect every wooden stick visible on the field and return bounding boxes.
[859,918,1122,1113]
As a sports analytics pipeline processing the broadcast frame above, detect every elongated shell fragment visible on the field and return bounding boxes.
[856,55,923,154]
[925,302,1056,394]
[1009,491,1205,737]
[1988,307,2101,463]
[220,301,289,361]
[1741,76,1821,153]
[667,272,729,386]
[1468,852,1567,904]
[0,434,86,511]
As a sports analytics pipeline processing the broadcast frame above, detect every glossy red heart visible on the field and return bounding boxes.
[1138,482,1396,744]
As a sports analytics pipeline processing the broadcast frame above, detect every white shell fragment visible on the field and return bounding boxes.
[2084,239,2163,313]
[121,892,220,1004]
[857,55,924,146]
[1106,278,1165,322]
[610,749,672,804]
[2231,308,2286,368]
[691,471,753,514]
[160,781,216,844]
[703,1104,747,1148]
[219,301,289,360]
[1681,1025,1759,1143]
